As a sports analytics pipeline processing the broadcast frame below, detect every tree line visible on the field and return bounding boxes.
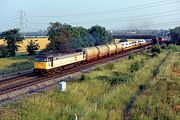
[46,22,112,53]
[0,24,179,58]
[170,26,180,45]
[0,22,112,57]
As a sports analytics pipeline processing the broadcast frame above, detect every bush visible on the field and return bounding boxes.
[151,44,161,54]
[97,76,110,81]
[153,67,160,77]
[161,43,167,49]
[167,44,180,51]
[110,72,133,85]
[79,74,91,81]
[130,62,141,73]
[97,72,133,85]
[139,84,146,92]
[151,52,159,57]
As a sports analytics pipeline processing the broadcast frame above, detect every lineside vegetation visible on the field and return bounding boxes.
[1,45,179,119]
[131,52,180,119]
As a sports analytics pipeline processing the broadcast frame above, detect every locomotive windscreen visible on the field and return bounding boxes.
[35,57,47,62]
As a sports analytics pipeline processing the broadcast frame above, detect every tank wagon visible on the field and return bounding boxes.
[96,45,109,57]
[83,47,99,61]
[107,44,117,55]
[115,43,123,53]
[34,40,151,74]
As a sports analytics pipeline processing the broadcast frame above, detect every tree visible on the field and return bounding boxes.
[47,22,72,52]
[47,22,96,52]
[88,25,112,45]
[0,29,23,57]
[47,22,112,52]
[0,45,8,58]
[27,40,40,55]
[170,26,180,44]
[70,26,95,49]
[151,44,161,54]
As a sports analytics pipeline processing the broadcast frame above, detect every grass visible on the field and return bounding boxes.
[130,52,180,120]
[0,55,33,75]
[0,45,179,120]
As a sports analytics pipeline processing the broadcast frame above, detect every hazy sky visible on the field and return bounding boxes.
[0,0,180,32]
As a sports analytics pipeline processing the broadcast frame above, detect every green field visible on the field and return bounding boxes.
[0,55,33,75]
[0,45,179,120]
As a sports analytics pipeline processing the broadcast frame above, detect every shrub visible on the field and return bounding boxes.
[79,74,91,81]
[110,72,133,85]
[97,76,110,81]
[139,84,146,92]
[167,44,180,51]
[152,52,159,57]
[130,62,141,73]
[151,44,161,54]
[161,43,167,49]
[153,67,160,77]
[97,72,133,85]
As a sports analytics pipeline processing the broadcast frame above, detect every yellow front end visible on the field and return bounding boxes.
[34,62,48,69]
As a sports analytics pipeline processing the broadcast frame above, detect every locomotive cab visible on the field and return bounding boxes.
[34,54,53,73]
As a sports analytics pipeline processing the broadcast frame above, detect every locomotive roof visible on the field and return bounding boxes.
[36,49,83,58]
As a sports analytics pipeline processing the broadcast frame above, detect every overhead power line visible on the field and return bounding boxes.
[28,0,180,18]
[25,20,180,31]
[72,10,180,24]
[0,15,19,22]
[0,21,17,27]
[110,20,180,29]
[27,10,180,25]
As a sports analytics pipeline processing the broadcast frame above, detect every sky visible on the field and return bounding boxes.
[0,0,180,32]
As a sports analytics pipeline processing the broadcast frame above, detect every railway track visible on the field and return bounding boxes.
[0,73,36,89]
[0,45,152,102]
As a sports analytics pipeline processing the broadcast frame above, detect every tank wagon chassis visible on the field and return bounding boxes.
[34,42,151,74]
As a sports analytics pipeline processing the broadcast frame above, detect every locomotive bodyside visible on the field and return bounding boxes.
[52,52,85,69]
[34,52,85,73]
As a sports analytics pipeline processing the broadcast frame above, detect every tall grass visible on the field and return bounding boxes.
[131,52,180,120]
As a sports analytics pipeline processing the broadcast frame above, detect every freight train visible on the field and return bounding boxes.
[33,39,150,74]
